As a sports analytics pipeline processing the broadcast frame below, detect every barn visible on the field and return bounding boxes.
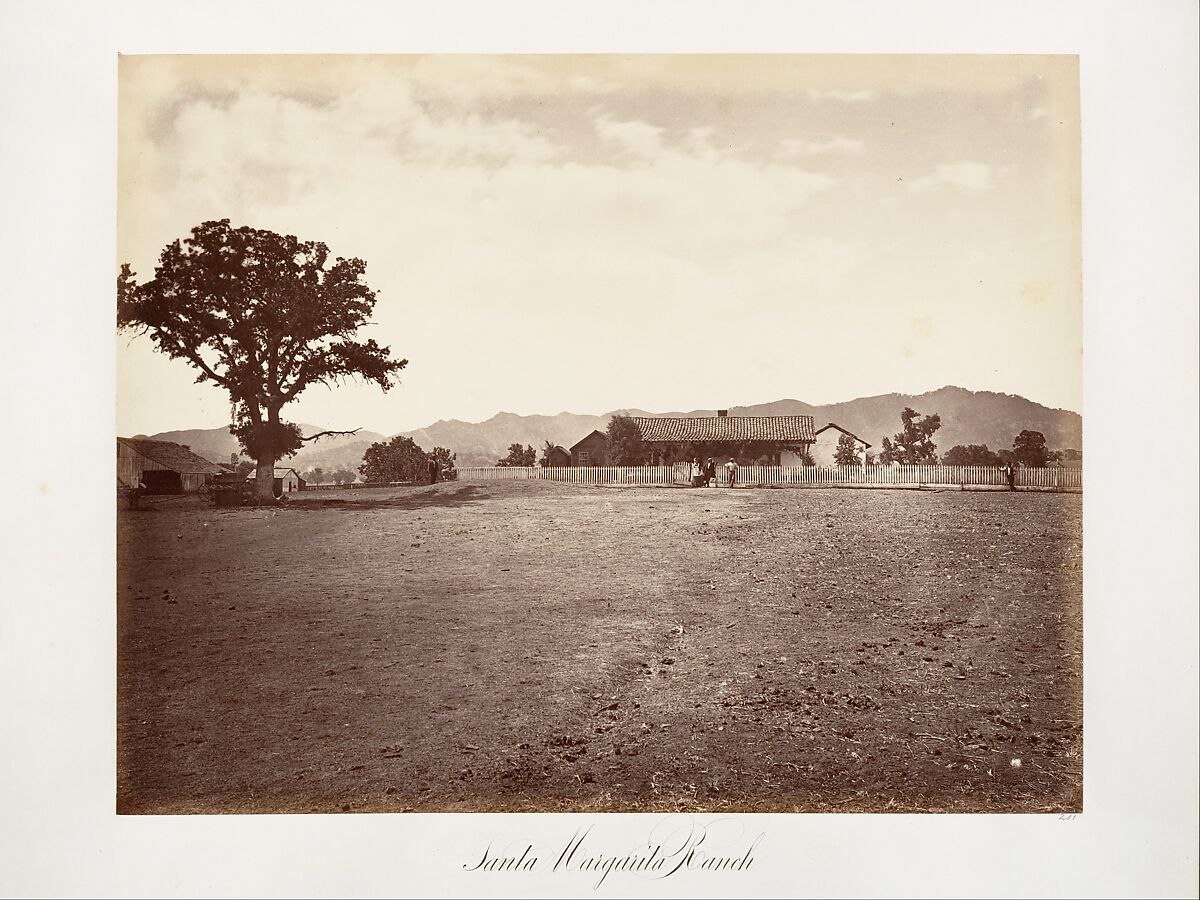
[631,411,817,465]
[117,438,223,493]
[810,423,872,466]
[569,430,610,467]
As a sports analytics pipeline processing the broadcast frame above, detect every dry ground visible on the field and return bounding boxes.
[117,480,1082,813]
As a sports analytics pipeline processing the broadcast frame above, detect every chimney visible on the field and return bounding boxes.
[717,409,728,417]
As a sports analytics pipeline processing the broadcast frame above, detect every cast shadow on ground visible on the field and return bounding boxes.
[285,483,486,512]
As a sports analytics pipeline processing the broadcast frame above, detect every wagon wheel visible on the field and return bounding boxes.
[197,482,214,502]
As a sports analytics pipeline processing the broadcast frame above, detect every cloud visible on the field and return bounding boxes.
[805,88,877,103]
[407,56,620,101]
[908,161,994,194]
[778,136,865,158]
[594,115,666,160]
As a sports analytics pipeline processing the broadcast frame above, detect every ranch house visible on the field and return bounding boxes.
[117,438,223,493]
[810,423,873,466]
[630,411,817,465]
[569,430,610,467]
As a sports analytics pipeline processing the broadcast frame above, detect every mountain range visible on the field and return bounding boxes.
[134,386,1082,472]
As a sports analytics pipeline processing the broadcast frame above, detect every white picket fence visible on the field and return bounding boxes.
[455,464,1083,491]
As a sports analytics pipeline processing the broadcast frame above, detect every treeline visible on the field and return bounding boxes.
[544,410,1080,468]
[876,407,1080,468]
[300,437,458,485]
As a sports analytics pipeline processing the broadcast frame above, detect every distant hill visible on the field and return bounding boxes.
[138,386,1081,471]
[400,386,1081,466]
[132,425,386,473]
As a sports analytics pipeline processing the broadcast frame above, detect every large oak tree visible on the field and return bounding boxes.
[118,220,406,501]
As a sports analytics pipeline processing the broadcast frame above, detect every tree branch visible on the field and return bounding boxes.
[300,428,362,443]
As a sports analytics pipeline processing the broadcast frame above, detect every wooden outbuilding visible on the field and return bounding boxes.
[569,430,610,467]
[245,467,306,497]
[543,445,571,467]
[117,438,223,493]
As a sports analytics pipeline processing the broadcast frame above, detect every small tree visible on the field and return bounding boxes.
[496,443,536,467]
[430,446,457,481]
[360,435,429,482]
[607,415,647,465]
[304,466,326,484]
[331,467,357,485]
[878,407,942,464]
[943,444,1002,466]
[117,220,406,502]
[1012,430,1050,468]
[833,433,863,466]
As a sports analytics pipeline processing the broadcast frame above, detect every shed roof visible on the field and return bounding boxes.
[244,467,303,480]
[813,422,873,449]
[118,438,223,475]
[632,415,816,444]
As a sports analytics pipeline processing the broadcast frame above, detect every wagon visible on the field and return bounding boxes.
[207,472,251,506]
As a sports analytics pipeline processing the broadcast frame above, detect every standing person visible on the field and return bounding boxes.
[705,458,716,487]
[1005,462,1017,492]
[690,458,703,488]
[725,457,739,488]
[428,456,439,485]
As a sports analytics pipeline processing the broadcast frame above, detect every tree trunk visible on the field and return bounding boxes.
[254,459,276,503]
[253,403,283,504]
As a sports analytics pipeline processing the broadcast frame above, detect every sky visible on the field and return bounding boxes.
[117,54,1081,436]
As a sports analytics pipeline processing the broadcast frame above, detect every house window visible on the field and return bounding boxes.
[579,450,590,466]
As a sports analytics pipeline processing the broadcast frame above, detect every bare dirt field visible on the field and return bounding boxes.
[117,480,1082,813]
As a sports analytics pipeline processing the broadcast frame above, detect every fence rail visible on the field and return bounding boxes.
[455,464,1082,491]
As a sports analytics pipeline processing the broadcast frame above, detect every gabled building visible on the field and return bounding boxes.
[811,423,872,466]
[245,467,306,497]
[569,430,609,467]
[542,444,571,467]
[117,438,223,493]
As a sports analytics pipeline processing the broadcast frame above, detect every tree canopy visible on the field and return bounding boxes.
[878,407,942,464]
[1012,430,1051,468]
[359,436,430,483]
[833,433,863,466]
[496,444,536,467]
[942,444,1002,466]
[606,415,647,465]
[117,220,406,500]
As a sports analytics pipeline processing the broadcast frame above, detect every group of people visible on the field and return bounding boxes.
[689,457,739,488]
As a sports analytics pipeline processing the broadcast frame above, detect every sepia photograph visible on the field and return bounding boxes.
[3,2,1198,896]
[115,53,1086,815]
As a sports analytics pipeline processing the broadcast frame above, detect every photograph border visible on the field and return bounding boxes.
[2,1,1197,897]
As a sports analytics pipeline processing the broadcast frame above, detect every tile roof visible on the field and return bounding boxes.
[118,438,224,475]
[632,416,816,444]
